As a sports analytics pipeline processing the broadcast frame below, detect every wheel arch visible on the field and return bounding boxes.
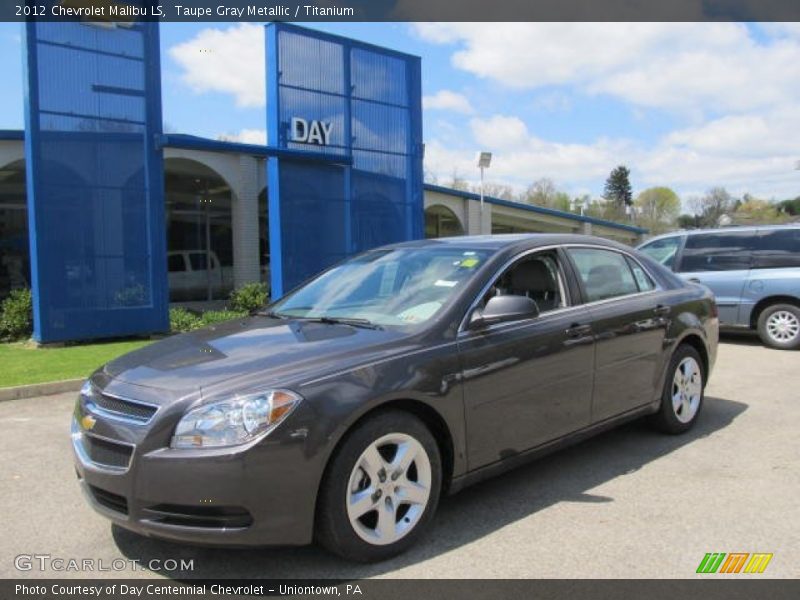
[313,396,457,527]
[675,332,709,381]
[749,295,800,329]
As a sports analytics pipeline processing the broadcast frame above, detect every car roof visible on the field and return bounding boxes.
[641,223,800,245]
[385,233,629,252]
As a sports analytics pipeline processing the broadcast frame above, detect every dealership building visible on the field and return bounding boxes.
[0,20,644,343]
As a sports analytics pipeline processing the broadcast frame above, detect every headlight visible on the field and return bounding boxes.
[171,390,302,449]
[80,380,95,399]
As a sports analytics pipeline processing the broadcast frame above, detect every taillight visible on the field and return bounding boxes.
[710,300,719,318]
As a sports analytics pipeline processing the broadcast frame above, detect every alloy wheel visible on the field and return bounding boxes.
[671,356,702,424]
[765,310,800,344]
[346,433,432,546]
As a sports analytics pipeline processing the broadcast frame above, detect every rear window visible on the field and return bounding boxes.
[679,231,757,272]
[752,229,800,269]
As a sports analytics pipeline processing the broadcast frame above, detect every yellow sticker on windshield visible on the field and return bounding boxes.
[460,258,479,268]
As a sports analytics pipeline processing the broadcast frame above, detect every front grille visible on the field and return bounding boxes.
[88,485,128,515]
[82,435,133,469]
[142,504,253,529]
[91,393,158,422]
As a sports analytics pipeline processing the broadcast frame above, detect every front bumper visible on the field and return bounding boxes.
[71,386,324,547]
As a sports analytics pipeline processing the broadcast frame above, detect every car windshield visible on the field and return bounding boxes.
[269,246,494,327]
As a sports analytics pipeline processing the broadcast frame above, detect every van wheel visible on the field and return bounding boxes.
[316,411,441,562]
[650,345,705,434]
[757,303,800,350]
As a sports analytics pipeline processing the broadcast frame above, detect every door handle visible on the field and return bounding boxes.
[565,323,592,338]
[653,305,671,316]
[688,278,701,283]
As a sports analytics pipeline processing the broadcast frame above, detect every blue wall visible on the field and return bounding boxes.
[23,21,168,342]
[266,23,424,297]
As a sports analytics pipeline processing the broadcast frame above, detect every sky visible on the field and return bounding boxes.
[1,22,799,206]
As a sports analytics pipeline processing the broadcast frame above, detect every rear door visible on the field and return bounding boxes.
[565,246,670,423]
[676,231,757,326]
[742,228,800,323]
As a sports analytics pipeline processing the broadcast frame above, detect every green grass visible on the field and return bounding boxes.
[0,339,152,388]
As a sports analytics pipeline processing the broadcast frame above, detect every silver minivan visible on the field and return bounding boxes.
[638,225,800,349]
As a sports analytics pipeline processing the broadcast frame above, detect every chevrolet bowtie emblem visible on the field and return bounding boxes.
[81,415,97,431]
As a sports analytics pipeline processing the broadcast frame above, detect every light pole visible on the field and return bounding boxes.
[477,152,492,234]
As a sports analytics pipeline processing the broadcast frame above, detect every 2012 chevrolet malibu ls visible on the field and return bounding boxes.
[73,234,718,562]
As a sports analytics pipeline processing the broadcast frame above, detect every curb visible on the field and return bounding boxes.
[0,378,84,402]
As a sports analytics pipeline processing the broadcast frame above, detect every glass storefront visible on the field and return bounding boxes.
[164,158,233,303]
[0,160,29,299]
[425,204,464,238]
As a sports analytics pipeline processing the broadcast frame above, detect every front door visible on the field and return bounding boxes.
[459,250,595,470]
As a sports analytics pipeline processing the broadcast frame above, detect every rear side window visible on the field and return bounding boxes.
[752,229,800,269]
[189,253,209,271]
[679,231,756,272]
[567,248,639,302]
[167,254,185,272]
[639,236,681,269]
[626,256,656,292]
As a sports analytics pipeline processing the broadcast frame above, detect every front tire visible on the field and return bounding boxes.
[316,410,442,562]
[651,345,705,434]
[757,303,800,350]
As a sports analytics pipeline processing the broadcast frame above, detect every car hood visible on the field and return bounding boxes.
[101,316,411,400]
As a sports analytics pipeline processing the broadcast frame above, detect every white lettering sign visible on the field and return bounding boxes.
[290,118,334,146]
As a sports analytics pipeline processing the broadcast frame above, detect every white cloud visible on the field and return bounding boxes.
[422,90,475,114]
[416,23,800,200]
[426,115,631,190]
[169,24,265,108]
[412,23,800,114]
[425,109,800,199]
[470,115,530,149]
[217,129,267,145]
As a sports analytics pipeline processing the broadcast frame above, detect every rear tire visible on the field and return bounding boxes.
[756,303,800,350]
[650,345,705,434]
[316,410,441,562]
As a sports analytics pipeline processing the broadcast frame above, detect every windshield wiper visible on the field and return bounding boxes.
[303,316,384,330]
[259,310,289,319]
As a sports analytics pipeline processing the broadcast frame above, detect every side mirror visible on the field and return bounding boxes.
[470,295,539,328]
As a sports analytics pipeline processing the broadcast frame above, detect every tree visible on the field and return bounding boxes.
[603,165,633,208]
[523,178,558,207]
[551,191,572,212]
[689,187,735,227]
[584,198,625,222]
[677,214,700,229]
[776,197,800,216]
[731,197,788,225]
[634,187,681,234]
[447,169,470,192]
[476,182,516,201]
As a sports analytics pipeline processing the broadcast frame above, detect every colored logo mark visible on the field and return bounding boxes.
[696,552,773,574]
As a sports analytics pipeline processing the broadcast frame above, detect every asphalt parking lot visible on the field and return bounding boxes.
[1,334,797,579]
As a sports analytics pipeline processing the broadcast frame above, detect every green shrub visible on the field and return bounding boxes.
[200,310,247,326]
[0,288,33,341]
[229,282,268,313]
[169,307,202,333]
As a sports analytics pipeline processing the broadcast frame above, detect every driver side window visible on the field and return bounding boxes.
[480,251,568,314]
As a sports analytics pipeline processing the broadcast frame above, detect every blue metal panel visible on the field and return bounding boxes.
[265,23,424,296]
[23,19,167,342]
